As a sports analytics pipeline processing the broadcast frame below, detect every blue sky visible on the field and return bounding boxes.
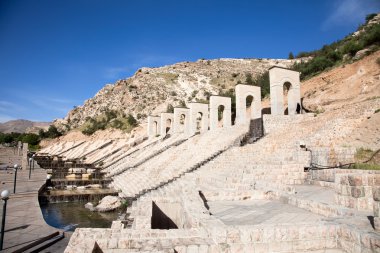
[0,0,379,123]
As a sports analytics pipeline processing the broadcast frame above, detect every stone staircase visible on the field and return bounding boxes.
[111,125,249,199]
[65,101,380,253]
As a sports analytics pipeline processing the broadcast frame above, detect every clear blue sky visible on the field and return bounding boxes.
[0,0,379,123]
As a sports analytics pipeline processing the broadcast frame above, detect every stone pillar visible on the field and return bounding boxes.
[17,141,22,156]
[188,103,209,135]
[209,96,231,130]
[373,174,380,231]
[21,143,28,170]
[147,116,161,139]
[235,84,262,125]
[160,113,174,136]
[269,66,301,116]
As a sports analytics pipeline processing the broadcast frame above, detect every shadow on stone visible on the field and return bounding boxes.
[151,201,178,229]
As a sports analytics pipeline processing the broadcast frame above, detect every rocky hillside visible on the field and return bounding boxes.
[54,13,379,136]
[0,119,50,134]
[54,58,302,131]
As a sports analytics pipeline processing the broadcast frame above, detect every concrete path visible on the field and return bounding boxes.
[0,168,70,252]
[208,199,323,226]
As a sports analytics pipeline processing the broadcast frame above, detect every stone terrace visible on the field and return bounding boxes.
[65,100,380,252]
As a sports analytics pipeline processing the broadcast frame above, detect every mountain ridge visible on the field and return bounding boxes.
[0,119,50,134]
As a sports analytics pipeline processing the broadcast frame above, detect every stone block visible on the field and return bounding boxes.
[252,243,269,253]
[269,241,293,252]
[186,245,199,253]
[373,187,380,201]
[226,228,240,243]
[250,228,263,242]
[348,175,363,186]
[373,202,380,217]
[351,187,364,198]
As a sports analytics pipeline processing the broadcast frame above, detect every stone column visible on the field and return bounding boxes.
[21,143,28,170]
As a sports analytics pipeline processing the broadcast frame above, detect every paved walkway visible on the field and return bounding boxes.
[208,199,323,226]
[0,168,70,252]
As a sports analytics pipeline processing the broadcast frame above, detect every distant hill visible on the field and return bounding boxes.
[0,119,51,134]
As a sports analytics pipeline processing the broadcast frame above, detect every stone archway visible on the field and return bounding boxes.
[147,116,161,139]
[160,113,174,136]
[189,103,209,135]
[269,66,301,115]
[173,107,190,135]
[209,96,231,130]
[235,84,262,124]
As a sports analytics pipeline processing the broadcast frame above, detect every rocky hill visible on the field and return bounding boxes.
[54,58,302,131]
[0,119,50,134]
[54,13,380,138]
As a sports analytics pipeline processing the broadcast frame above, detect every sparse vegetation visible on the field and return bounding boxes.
[355,147,374,161]
[81,109,138,135]
[0,132,40,150]
[251,71,270,99]
[376,57,380,65]
[245,73,254,85]
[350,163,380,170]
[375,108,380,114]
[314,108,325,115]
[219,88,236,124]
[292,15,380,80]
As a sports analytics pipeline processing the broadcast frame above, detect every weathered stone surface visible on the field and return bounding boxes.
[96,195,121,212]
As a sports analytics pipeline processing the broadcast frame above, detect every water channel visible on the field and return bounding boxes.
[40,202,120,231]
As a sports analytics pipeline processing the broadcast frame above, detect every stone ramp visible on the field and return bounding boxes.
[105,133,188,177]
[111,125,248,199]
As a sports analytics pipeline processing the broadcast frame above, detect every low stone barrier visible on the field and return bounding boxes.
[335,173,380,212]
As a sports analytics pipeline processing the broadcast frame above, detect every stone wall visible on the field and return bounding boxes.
[335,173,380,211]
[262,114,311,135]
[308,146,356,167]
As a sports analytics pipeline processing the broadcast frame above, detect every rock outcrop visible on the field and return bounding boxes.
[95,195,121,212]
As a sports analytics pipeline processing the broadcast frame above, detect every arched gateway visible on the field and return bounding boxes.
[188,103,209,135]
[209,96,231,130]
[269,66,301,115]
[147,116,161,139]
[235,84,262,124]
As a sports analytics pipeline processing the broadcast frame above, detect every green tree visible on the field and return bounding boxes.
[127,114,138,127]
[20,133,40,146]
[288,52,294,59]
[245,73,254,85]
[46,125,62,138]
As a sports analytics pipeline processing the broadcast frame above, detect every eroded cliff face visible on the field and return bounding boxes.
[54,58,301,131]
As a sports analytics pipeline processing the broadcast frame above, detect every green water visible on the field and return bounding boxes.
[40,202,120,231]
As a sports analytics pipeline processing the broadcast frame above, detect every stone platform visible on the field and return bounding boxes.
[209,199,323,226]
